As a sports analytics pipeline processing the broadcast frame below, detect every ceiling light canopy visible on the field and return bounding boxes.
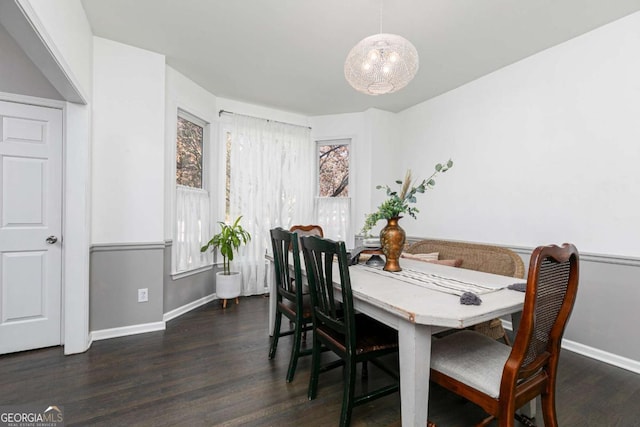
[344,33,419,96]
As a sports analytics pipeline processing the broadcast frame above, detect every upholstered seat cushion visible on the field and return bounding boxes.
[400,252,463,267]
[401,252,439,261]
[317,314,398,355]
[431,330,510,398]
[278,295,312,319]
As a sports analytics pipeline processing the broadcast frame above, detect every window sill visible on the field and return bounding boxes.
[171,265,213,280]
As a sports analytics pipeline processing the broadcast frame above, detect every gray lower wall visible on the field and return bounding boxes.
[90,243,164,330]
[91,238,640,368]
[163,241,216,313]
[90,241,219,332]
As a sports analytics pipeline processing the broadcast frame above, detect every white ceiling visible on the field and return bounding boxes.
[80,0,640,116]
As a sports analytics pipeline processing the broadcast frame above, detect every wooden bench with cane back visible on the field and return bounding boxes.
[405,239,525,343]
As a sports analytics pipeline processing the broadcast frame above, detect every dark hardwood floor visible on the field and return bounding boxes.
[1,296,639,426]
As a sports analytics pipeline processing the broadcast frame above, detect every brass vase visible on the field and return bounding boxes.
[380,216,406,272]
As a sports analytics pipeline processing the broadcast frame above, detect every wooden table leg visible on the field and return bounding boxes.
[398,321,432,427]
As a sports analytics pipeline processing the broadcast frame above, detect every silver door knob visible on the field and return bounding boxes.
[46,236,58,244]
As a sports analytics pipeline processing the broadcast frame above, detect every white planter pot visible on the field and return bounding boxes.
[216,271,242,306]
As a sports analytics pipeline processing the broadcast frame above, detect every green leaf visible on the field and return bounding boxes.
[201,215,251,268]
[360,161,453,231]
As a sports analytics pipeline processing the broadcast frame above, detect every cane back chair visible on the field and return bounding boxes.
[429,243,579,427]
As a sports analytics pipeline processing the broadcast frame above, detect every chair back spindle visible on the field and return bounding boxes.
[271,228,299,300]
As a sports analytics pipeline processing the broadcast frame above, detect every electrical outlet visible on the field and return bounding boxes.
[138,288,149,303]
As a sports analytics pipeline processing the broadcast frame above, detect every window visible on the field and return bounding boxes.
[176,114,204,188]
[174,110,211,274]
[318,142,349,197]
[315,139,351,243]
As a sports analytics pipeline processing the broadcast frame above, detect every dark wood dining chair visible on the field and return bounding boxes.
[268,227,313,382]
[429,243,579,427]
[299,235,399,427]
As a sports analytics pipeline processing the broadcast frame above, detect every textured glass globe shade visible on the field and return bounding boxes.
[344,33,419,95]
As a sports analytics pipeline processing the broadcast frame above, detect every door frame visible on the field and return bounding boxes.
[0,0,91,355]
[0,91,91,355]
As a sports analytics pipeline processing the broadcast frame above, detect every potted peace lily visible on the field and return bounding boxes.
[361,160,453,272]
[201,216,251,308]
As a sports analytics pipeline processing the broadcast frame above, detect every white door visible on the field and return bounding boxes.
[0,100,62,354]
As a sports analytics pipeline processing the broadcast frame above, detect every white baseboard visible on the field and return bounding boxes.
[89,295,217,342]
[502,320,640,375]
[560,340,640,375]
[163,294,217,322]
[89,291,266,343]
[91,321,166,341]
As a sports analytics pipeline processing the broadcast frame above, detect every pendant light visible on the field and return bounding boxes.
[344,2,419,95]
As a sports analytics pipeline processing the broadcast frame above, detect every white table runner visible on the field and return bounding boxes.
[358,264,511,296]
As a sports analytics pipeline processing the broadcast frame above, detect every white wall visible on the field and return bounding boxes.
[23,0,93,101]
[389,11,640,368]
[395,11,640,258]
[92,37,166,244]
[363,109,403,235]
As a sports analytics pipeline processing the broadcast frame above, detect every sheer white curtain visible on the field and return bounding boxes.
[175,185,212,272]
[315,197,351,244]
[229,114,314,295]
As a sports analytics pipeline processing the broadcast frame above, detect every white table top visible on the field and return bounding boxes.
[346,258,525,329]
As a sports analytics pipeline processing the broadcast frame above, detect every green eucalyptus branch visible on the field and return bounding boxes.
[360,159,453,236]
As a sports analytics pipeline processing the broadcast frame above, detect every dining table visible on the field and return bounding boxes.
[266,254,526,427]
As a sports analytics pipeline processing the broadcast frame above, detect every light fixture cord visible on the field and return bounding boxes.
[379,0,383,34]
